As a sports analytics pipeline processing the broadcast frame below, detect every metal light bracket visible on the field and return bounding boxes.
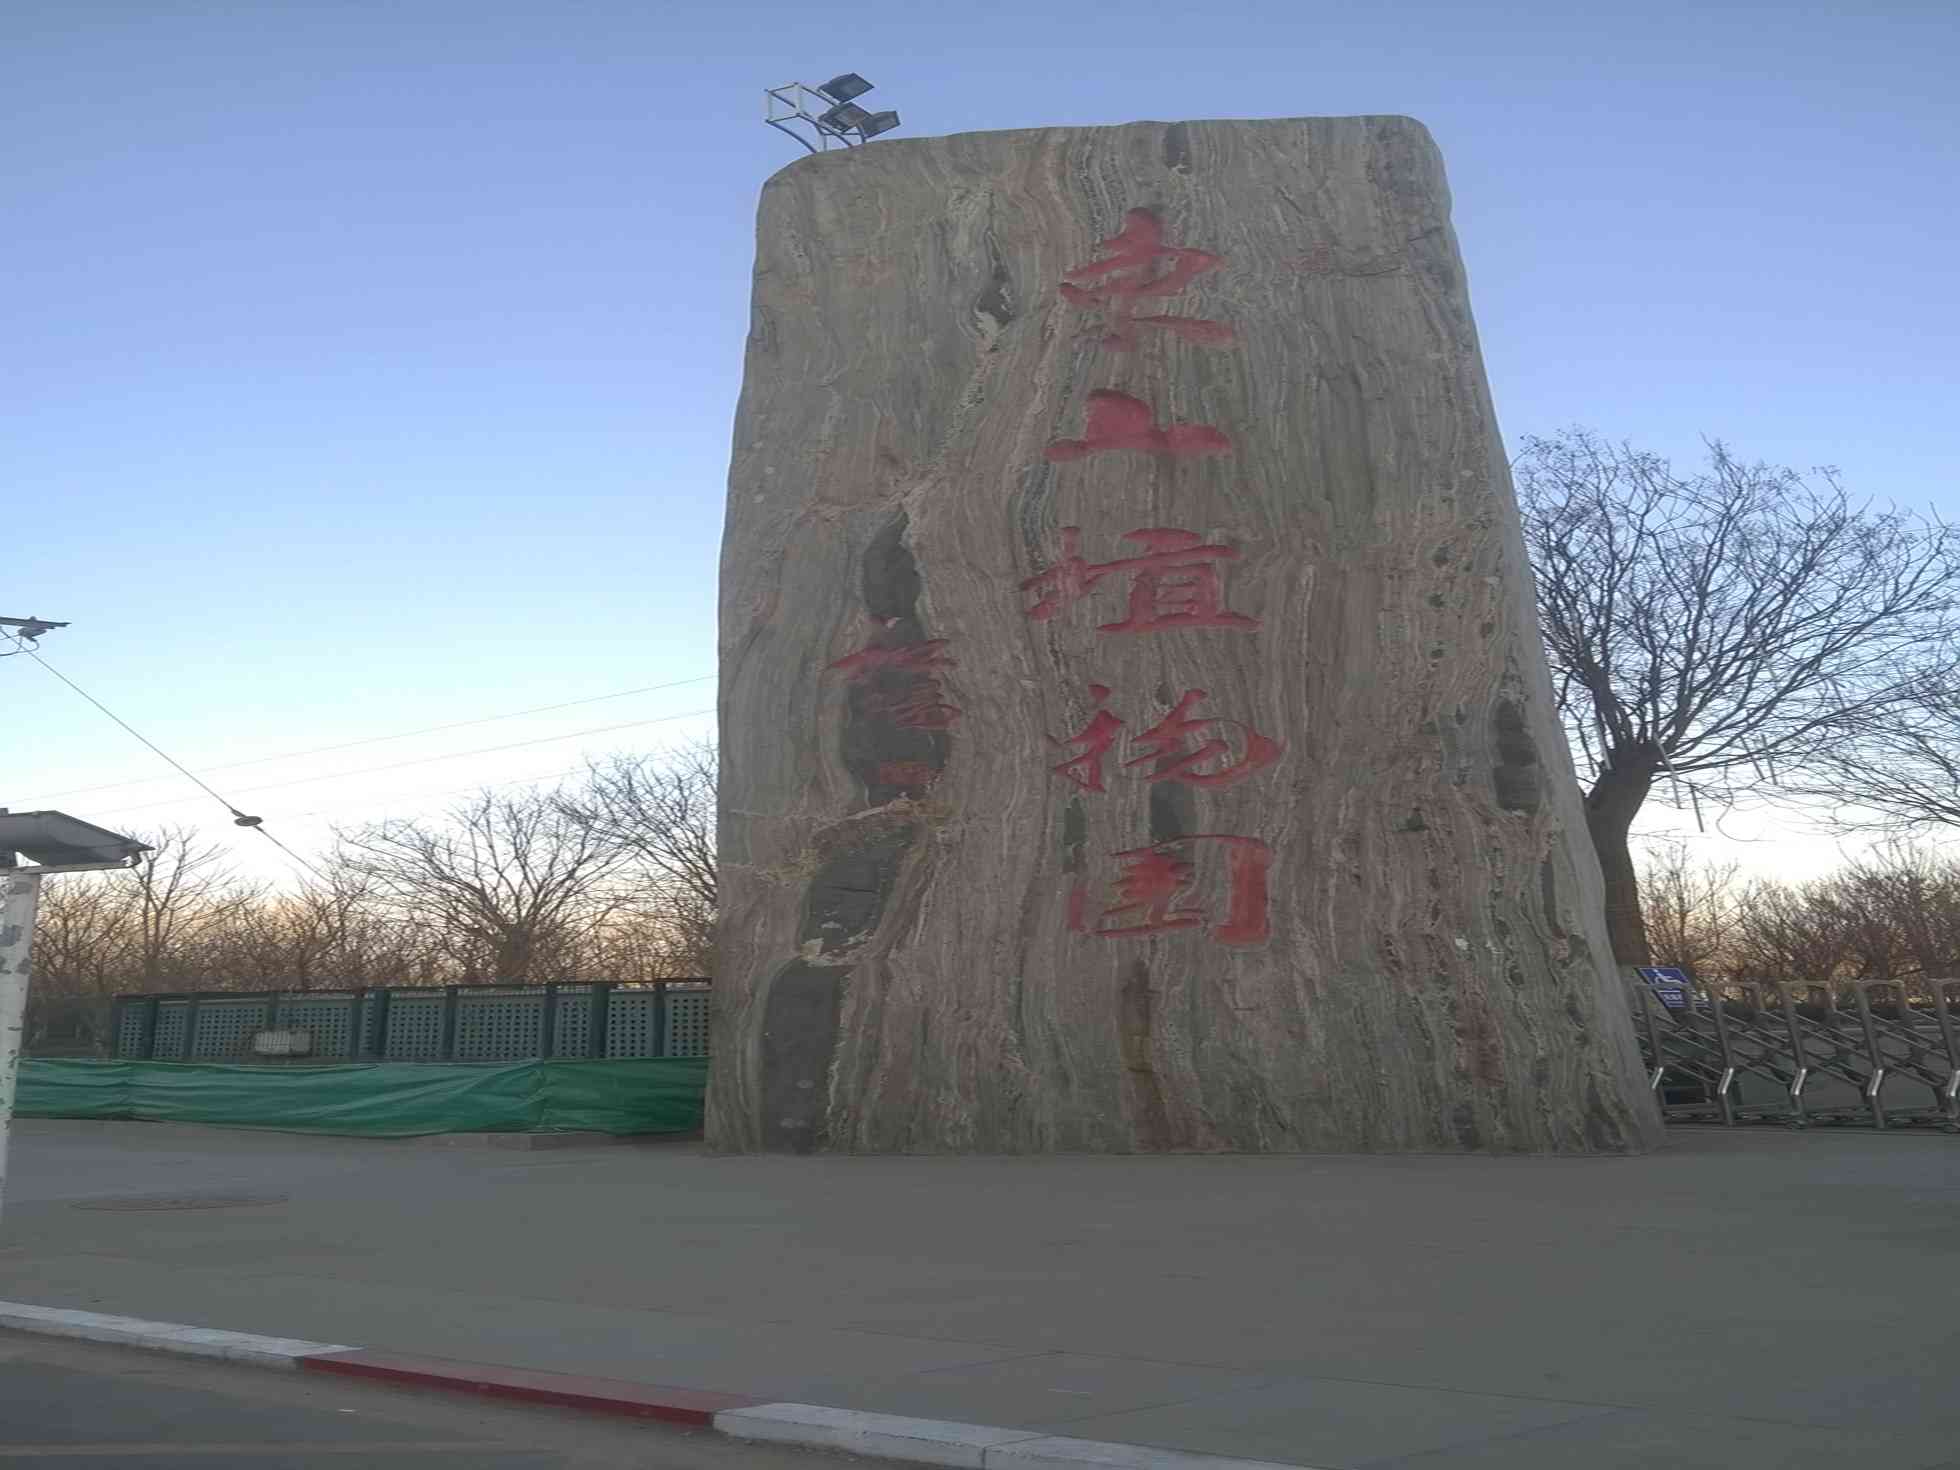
[765,78,901,155]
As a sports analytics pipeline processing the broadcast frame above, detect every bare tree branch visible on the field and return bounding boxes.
[1790,663,1960,831]
[555,743,717,975]
[1516,428,1960,963]
[334,789,636,984]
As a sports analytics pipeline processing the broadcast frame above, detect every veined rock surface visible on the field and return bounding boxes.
[711,116,1662,1155]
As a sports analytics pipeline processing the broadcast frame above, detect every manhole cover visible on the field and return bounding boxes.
[72,1192,288,1212]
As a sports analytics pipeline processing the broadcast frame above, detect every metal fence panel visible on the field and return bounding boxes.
[357,991,388,1058]
[150,1001,191,1060]
[455,990,544,1061]
[605,989,664,1059]
[383,993,448,1061]
[552,989,595,1057]
[106,982,717,1065]
[190,998,271,1059]
[666,988,711,1058]
[277,995,360,1059]
[113,999,156,1060]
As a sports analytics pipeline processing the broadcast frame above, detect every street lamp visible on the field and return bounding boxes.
[0,809,149,1219]
[764,72,902,154]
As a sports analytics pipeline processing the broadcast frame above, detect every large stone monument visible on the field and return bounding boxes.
[711,116,1662,1154]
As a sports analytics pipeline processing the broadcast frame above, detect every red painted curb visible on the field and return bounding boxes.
[300,1349,761,1426]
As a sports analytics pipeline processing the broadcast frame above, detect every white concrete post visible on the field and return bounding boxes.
[0,869,45,1224]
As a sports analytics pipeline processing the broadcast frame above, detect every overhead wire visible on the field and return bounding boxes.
[9,630,714,881]
[24,673,715,804]
[9,636,337,885]
[80,708,716,819]
[19,643,262,822]
[264,716,716,824]
[259,761,596,825]
[246,825,338,886]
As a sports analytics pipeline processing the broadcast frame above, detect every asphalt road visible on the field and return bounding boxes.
[0,1332,868,1469]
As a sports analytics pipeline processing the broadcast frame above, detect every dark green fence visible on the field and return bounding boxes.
[112,983,710,1065]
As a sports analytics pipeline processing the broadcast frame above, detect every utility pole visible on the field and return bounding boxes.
[0,811,149,1224]
[0,830,43,1217]
[0,618,148,1221]
[0,616,65,1212]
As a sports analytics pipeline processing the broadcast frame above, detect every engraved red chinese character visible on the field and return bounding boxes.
[826,626,961,729]
[1123,690,1281,788]
[1081,844,1204,935]
[1049,683,1123,792]
[1069,835,1272,946]
[1044,390,1231,463]
[826,636,953,680]
[862,683,962,729]
[1059,208,1236,350]
[1022,528,1260,634]
[874,760,942,791]
[1049,686,1281,791]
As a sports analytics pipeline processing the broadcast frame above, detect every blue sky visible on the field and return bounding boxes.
[6,0,1956,885]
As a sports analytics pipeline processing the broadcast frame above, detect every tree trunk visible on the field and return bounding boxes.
[712,116,1661,1155]
[1584,759,1658,968]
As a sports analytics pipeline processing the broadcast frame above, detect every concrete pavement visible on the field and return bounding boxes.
[1,1120,1957,1468]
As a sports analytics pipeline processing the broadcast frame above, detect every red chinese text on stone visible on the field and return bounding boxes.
[1022,528,1260,634]
[1068,835,1272,946]
[1044,390,1231,463]
[1059,208,1236,351]
[1124,689,1281,786]
[1049,683,1125,793]
[862,683,962,730]
[826,631,962,730]
[1050,687,1281,792]
[826,637,953,679]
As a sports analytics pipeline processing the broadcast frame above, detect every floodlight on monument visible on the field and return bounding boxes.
[764,73,903,154]
[816,73,873,104]
[0,810,150,875]
[818,100,874,134]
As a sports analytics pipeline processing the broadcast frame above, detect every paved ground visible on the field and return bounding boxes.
[0,1329,866,1468]
[1,1120,1957,1469]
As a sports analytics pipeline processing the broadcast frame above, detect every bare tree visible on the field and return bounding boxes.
[1828,844,1960,986]
[1800,667,1960,832]
[27,873,137,1052]
[1517,429,1960,965]
[335,789,635,984]
[1812,871,1916,985]
[205,868,416,991]
[581,908,715,983]
[1726,879,1859,993]
[556,744,716,975]
[1714,853,1960,1001]
[22,828,254,1048]
[122,828,261,989]
[1638,840,1740,981]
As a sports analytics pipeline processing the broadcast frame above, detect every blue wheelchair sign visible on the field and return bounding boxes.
[1636,966,1692,1011]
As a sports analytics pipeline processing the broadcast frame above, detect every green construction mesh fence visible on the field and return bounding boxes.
[12,1058,708,1137]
